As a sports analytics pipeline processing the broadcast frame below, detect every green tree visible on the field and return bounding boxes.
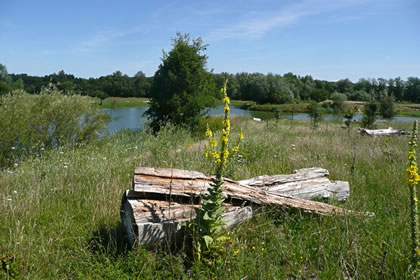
[361,100,378,128]
[145,33,216,132]
[330,92,347,112]
[133,71,151,97]
[379,95,395,118]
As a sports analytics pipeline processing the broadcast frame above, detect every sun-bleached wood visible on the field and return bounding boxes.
[121,167,371,247]
[238,168,349,202]
[360,127,409,136]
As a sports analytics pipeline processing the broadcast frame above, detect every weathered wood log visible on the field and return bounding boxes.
[238,168,349,202]
[121,191,254,247]
[121,167,371,247]
[360,127,409,136]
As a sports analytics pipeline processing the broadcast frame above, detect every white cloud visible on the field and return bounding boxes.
[205,0,375,41]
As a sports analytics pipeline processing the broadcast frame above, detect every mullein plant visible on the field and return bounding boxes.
[406,121,420,278]
[188,80,244,262]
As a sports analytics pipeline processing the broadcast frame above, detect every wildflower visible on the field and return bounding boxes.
[224,104,230,113]
[11,146,16,150]
[409,151,415,160]
[222,150,229,159]
[223,119,230,129]
[222,96,230,104]
[406,165,420,185]
[13,163,18,169]
[204,151,209,157]
[205,128,213,137]
[232,146,239,153]
[240,129,244,140]
[221,135,228,145]
[209,139,218,148]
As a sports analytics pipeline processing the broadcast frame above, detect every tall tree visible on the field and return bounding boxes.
[133,71,151,97]
[145,33,216,132]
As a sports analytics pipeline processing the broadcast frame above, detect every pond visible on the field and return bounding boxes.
[104,105,420,133]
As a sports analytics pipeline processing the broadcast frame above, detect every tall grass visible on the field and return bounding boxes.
[0,118,415,279]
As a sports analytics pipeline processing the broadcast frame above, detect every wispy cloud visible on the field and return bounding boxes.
[205,0,374,41]
[73,27,147,53]
[74,30,131,53]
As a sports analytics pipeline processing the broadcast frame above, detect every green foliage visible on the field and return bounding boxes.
[379,95,395,118]
[0,248,20,279]
[343,106,358,136]
[330,92,347,112]
[145,33,216,133]
[310,88,329,102]
[361,100,378,128]
[0,87,110,168]
[0,81,10,95]
[307,101,322,128]
[348,89,370,101]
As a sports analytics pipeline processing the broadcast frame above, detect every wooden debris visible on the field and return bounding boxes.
[239,168,349,202]
[121,167,370,247]
[360,127,409,136]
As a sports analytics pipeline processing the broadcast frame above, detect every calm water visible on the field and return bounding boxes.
[104,105,420,133]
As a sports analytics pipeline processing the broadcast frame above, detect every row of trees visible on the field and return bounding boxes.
[213,73,420,104]
[0,65,152,100]
[1,64,419,105]
[0,67,419,105]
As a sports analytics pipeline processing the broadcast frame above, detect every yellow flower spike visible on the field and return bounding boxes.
[406,120,420,274]
[224,104,230,113]
[204,151,209,157]
[209,139,218,148]
[409,151,415,160]
[205,124,213,137]
[221,135,228,145]
[240,129,244,140]
[232,146,239,153]
[222,150,229,159]
[222,96,230,104]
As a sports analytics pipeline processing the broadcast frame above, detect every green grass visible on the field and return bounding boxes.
[0,119,416,279]
[99,97,150,108]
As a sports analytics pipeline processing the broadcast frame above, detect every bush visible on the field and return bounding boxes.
[361,100,378,128]
[0,89,110,168]
[379,95,395,118]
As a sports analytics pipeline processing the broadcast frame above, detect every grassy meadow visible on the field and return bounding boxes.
[0,118,416,279]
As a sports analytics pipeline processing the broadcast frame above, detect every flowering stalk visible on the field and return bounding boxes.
[190,80,243,261]
[406,120,420,278]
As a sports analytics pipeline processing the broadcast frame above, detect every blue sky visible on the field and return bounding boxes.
[0,0,419,81]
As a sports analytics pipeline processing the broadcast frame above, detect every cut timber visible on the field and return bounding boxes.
[238,168,349,202]
[360,127,409,136]
[121,167,371,247]
[121,191,254,247]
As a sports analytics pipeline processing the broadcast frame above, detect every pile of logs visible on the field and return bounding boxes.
[121,167,369,248]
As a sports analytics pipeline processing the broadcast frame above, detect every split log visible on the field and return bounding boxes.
[360,127,409,136]
[121,167,371,247]
[238,168,349,202]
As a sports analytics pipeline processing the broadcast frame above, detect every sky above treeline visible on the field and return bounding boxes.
[0,0,419,81]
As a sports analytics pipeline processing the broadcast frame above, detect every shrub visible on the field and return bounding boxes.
[0,88,110,168]
[361,100,378,129]
[379,95,395,118]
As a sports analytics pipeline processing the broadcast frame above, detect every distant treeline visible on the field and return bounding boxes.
[1,64,420,104]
